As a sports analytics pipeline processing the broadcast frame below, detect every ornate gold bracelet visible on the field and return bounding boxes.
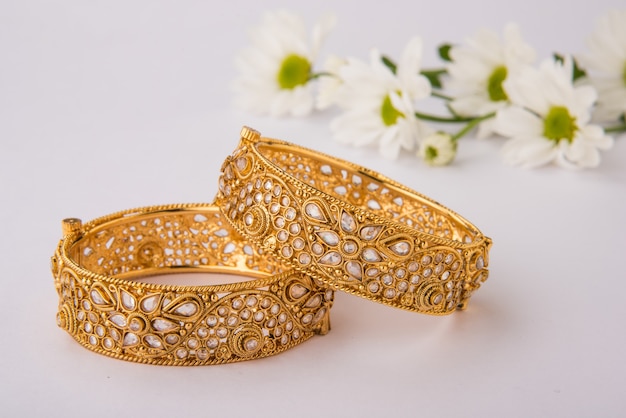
[216,127,492,315]
[51,204,333,365]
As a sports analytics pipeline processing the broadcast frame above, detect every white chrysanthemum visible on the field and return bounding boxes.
[494,57,613,169]
[578,10,626,122]
[446,24,536,138]
[233,10,335,117]
[330,37,432,159]
[418,133,457,166]
[316,55,347,110]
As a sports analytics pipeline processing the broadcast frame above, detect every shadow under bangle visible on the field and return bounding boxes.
[215,127,492,315]
[51,203,333,365]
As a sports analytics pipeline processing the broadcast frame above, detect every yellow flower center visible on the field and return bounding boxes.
[543,106,578,143]
[381,94,405,126]
[487,66,508,102]
[424,146,438,161]
[277,54,311,89]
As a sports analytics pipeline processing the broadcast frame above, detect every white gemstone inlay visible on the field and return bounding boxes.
[290,284,309,299]
[123,332,139,347]
[362,248,382,262]
[305,295,322,308]
[109,313,127,328]
[144,335,162,348]
[476,256,485,270]
[277,230,288,242]
[313,308,326,324]
[360,226,382,241]
[285,208,296,221]
[293,238,305,250]
[95,325,105,337]
[367,200,381,210]
[281,246,293,257]
[90,290,106,305]
[103,338,114,349]
[129,318,142,332]
[173,302,198,317]
[368,282,380,293]
[317,231,340,246]
[319,251,342,266]
[121,290,136,310]
[340,212,357,233]
[232,299,243,310]
[343,240,358,254]
[299,253,311,265]
[346,261,362,279]
[304,202,326,221]
[244,338,259,352]
[312,243,324,255]
[235,157,248,171]
[152,318,177,332]
[388,241,411,256]
[289,223,301,234]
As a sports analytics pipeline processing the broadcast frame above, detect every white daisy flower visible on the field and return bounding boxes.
[446,24,536,138]
[233,10,335,117]
[494,57,614,169]
[315,55,347,110]
[578,10,626,122]
[418,132,457,166]
[330,37,432,159]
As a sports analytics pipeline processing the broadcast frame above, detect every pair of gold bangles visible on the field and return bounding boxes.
[52,127,492,365]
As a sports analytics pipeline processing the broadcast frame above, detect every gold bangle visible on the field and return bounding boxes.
[216,127,492,315]
[50,203,333,365]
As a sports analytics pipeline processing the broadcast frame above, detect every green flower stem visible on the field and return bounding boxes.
[451,112,496,141]
[431,91,453,101]
[414,111,475,123]
[605,124,626,133]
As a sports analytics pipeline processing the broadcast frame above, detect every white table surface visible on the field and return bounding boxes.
[1,1,625,416]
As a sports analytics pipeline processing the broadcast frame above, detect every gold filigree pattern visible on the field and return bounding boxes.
[51,204,333,365]
[215,127,492,315]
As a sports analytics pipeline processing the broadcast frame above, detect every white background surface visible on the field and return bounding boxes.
[1,1,625,416]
